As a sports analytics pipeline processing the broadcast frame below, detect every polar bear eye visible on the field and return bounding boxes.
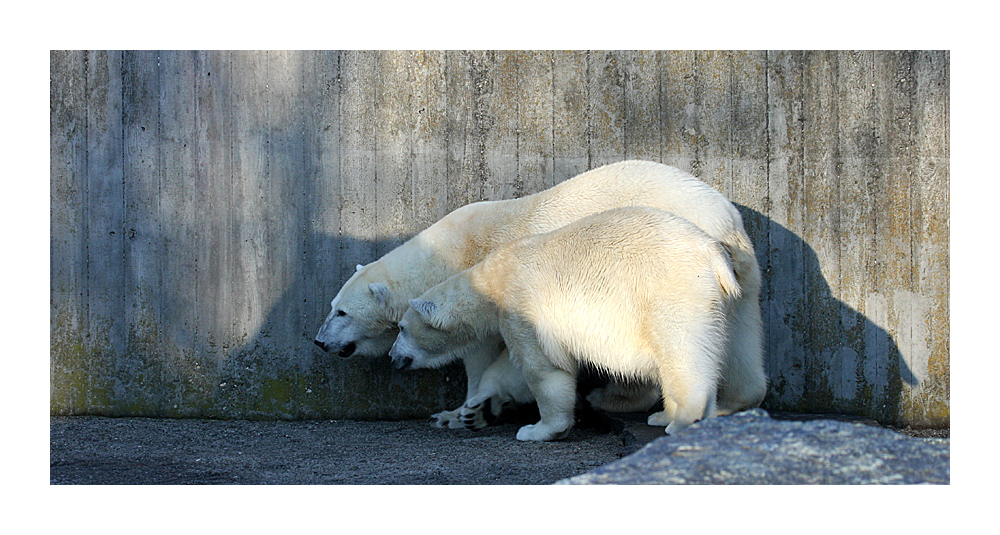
[336,309,347,317]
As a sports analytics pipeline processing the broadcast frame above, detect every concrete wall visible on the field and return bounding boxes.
[50,51,949,426]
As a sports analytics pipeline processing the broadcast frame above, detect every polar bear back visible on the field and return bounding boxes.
[404,160,754,287]
[525,161,743,243]
[467,206,738,378]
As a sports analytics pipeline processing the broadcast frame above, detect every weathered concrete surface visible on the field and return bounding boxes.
[51,51,949,426]
[559,409,949,484]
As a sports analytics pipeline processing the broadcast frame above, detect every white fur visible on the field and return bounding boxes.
[315,160,766,424]
[390,208,741,440]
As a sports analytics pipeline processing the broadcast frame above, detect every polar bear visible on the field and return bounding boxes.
[388,207,740,440]
[314,160,765,427]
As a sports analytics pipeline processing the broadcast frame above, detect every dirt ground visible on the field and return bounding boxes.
[49,407,946,485]
[49,410,629,485]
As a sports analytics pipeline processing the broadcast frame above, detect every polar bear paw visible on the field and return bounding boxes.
[515,423,571,442]
[430,409,466,429]
[459,399,490,430]
[647,411,672,426]
[664,421,687,435]
[461,397,506,430]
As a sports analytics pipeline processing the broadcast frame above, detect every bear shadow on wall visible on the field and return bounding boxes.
[216,206,917,425]
[216,232,466,421]
[736,204,916,424]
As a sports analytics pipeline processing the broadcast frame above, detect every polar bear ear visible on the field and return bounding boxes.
[408,298,447,328]
[356,264,365,272]
[369,283,390,305]
[408,298,436,318]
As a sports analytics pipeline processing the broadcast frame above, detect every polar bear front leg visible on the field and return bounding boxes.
[430,341,502,430]
[515,363,576,442]
[462,344,496,404]
[459,396,497,430]
[517,370,576,441]
[501,316,575,441]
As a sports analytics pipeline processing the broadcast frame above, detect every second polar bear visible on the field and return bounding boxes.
[389,207,740,441]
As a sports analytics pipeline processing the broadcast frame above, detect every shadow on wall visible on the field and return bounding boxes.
[210,233,467,421]
[58,202,916,424]
[230,205,918,424]
[736,204,916,425]
[213,206,919,423]
[53,233,467,421]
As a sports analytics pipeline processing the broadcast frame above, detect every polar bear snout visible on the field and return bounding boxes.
[388,346,413,370]
[313,338,356,359]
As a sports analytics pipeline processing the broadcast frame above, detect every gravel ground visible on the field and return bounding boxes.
[49,410,628,485]
[49,408,947,485]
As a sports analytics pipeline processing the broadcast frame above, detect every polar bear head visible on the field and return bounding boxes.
[388,273,497,370]
[388,299,465,370]
[314,262,401,359]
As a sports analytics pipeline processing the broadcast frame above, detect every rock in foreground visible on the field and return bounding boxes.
[558,409,949,484]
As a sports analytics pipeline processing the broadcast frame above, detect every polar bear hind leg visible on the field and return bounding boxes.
[652,322,723,435]
[716,293,767,415]
[647,395,678,426]
[659,376,717,436]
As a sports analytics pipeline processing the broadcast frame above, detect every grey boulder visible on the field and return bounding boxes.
[559,408,949,484]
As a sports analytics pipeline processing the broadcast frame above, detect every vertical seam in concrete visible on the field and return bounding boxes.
[622,51,628,160]
[764,51,771,217]
[552,50,557,185]
[336,51,344,266]
[693,50,701,177]
[658,51,664,164]
[515,51,521,195]
[444,51,451,210]
[373,51,380,241]
[585,50,592,170]
[228,53,237,339]
[155,50,164,377]
[193,51,201,354]
[120,50,128,352]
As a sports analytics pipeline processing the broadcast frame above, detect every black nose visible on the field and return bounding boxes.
[314,339,328,352]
